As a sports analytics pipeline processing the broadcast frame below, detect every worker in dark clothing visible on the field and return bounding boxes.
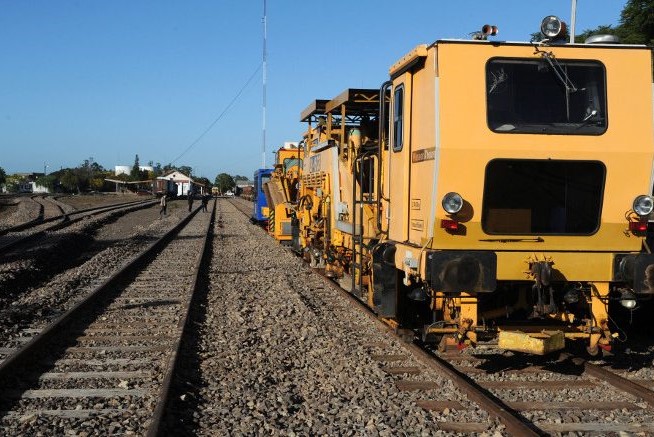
[159,194,167,218]
[201,194,209,212]
[187,190,194,212]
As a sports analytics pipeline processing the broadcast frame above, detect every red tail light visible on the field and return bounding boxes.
[441,219,459,231]
[629,221,648,233]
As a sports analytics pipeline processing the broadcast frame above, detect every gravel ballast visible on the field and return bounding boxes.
[168,199,502,436]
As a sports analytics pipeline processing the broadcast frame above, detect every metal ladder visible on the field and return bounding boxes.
[351,149,377,297]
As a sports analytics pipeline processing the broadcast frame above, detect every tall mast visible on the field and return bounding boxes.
[261,0,267,168]
[570,0,577,43]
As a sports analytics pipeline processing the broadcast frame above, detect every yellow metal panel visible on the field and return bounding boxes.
[393,241,619,282]
[389,44,428,77]
[590,282,610,325]
[495,251,615,281]
[498,330,565,355]
[402,43,654,255]
[433,221,641,252]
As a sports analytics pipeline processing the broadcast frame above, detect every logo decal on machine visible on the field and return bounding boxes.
[411,219,424,231]
[411,147,436,163]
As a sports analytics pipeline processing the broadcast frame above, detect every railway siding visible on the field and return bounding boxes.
[166,198,503,435]
[0,202,213,435]
[0,200,192,355]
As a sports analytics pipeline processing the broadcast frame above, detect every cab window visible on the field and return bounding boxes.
[486,58,606,135]
[393,85,404,151]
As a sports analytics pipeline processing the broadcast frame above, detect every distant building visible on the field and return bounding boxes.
[30,182,49,193]
[236,180,254,198]
[12,173,48,193]
[157,171,205,196]
[114,165,154,176]
[236,180,254,189]
[114,165,131,176]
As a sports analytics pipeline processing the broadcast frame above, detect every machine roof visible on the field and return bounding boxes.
[324,88,380,115]
[300,99,329,122]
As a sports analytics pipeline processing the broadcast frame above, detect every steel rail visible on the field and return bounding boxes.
[0,198,152,237]
[0,203,203,381]
[324,274,542,437]
[228,197,542,436]
[146,199,216,437]
[0,199,157,254]
[563,353,654,407]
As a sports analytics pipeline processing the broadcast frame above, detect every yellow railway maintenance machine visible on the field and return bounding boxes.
[263,143,304,244]
[374,17,654,355]
[297,90,382,297]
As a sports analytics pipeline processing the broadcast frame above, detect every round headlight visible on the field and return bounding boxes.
[633,195,654,216]
[540,16,566,39]
[442,192,463,214]
[620,290,637,310]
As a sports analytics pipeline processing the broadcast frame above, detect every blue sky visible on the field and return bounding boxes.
[0,1,627,180]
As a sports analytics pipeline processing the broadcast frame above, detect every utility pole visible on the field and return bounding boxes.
[570,0,577,43]
[262,0,267,168]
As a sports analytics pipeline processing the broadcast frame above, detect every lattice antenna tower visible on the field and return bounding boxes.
[261,0,267,168]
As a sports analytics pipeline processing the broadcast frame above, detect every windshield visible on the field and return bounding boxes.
[486,58,606,135]
[260,175,271,193]
[283,158,301,172]
[482,159,605,235]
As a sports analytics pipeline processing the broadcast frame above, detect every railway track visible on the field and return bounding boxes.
[227,196,654,435]
[408,347,654,434]
[0,198,198,352]
[0,200,215,435]
[32,195,67,220]
[1,195,74,236]
[0,197,157,254]
[227,196,253,218]
[338,277,654,434]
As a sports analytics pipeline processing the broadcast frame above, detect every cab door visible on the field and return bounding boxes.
[386,79,412,244]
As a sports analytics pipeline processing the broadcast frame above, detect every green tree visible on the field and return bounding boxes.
[233,175,249,181]
[89,177,105,191]
[0,167,6,187]
[178,165,193,177]
[618,0,654,44]
[60,169,80,193]
[194,176,212,189]
[559,1,654,45]
[5,174,21,193]
[131,154,141,180]
[37,174,58,191]
[153,162,163,177]
[214,173,235,194]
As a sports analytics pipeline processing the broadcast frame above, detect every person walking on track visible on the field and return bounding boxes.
[159,194,167,218]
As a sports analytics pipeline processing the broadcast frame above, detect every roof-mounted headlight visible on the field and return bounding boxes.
[540,16,567,40]
[442,192,463,214]
[633,195,654,217]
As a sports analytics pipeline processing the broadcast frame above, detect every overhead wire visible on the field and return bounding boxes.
[169,62,263,165]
